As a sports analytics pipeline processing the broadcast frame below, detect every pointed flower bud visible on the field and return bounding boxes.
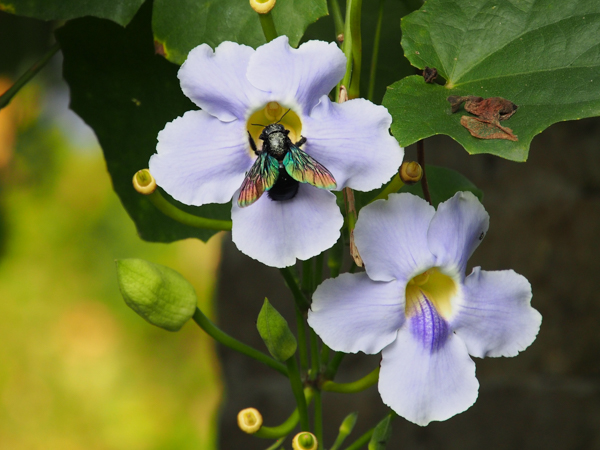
[249,0,276,14]
[292,432,317,450]
[257,298,297,362]
[116,259,197,331]
[133,168,157,195]
[399,161,423,185]
[237,408,263,434]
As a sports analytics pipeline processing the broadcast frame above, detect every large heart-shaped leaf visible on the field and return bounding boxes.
[3,0,144,25]
[152,0,328,65]
[384,0,600,161]
[56,2,230,243]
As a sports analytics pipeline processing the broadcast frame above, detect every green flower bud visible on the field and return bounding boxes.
[257,298,297,362]
[116,259,197,331]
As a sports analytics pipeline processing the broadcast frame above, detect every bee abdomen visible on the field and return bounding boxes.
[268,169,299,201]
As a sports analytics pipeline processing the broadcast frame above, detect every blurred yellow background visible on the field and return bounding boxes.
[0,76,221,449]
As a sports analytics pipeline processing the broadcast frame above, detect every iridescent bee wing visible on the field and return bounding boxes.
[282,145,336,189]
[238,152,279,207]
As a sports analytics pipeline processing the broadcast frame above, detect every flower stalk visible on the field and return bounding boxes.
[192,307,287,376]
[417,140,432,205]
[134,170,232,230]
[367,0,385,102]
[321,366,380,393]
[249,0,279,42]
[286,356,310,431]
[254,388,315,439]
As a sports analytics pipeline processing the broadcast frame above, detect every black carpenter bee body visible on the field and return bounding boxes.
[237,114,336,208]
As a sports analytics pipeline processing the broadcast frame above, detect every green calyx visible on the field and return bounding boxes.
[116,259,197,331]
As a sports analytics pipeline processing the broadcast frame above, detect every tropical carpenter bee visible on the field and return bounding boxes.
[238,112,336,207]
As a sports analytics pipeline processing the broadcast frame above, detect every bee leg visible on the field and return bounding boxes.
[294,136,307,147]
[247,131,260,155]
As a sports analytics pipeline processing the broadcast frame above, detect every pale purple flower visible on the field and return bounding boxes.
[308,192,541,425]
[149,36,403,267]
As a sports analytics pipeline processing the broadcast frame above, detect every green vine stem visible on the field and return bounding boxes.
[367,0,385,101]
[295,305,309,371]
[321,366,380,393]
[279,267,310,311]
[324,351,346,379]
[254,388,315,439]
[313,390,323,449]
[148,189,232,230]
[259,12,279,42]
[343,427,374,450]
[347,0,363,99]
[250,0,279,42]
[370,173,405,203]
[286,356,310,431]
[0,42,60,110]
[329,0,345,41]
[134,169,232,230]
[192,307,287,377]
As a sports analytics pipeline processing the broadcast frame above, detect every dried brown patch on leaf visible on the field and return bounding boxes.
[449,95,518,141]
[460,116,518,141]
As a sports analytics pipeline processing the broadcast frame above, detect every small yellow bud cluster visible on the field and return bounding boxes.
[237,408,263,434]
[133,169,157,195]
[399,161,423,185]
[292,432,318,450]
[249,0,276,14]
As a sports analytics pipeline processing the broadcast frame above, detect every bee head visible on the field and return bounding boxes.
[259,123,287,140]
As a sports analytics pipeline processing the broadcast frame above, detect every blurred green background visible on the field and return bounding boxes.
[0,12,221,449]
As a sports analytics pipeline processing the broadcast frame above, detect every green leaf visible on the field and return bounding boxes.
[152,0,329,64]
[116,259,197,331]
[3,0,144,25]
[257,298,297,362]
[399,165,483,208]
[368,413,393,450]
[384,0,600,161]
[56,2,230,243]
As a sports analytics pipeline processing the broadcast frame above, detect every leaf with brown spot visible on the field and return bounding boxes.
[460,116,518,141]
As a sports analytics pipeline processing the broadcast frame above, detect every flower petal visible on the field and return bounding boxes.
[302,97,404,191]
[178,42,268,122]
[379,324,478,426]
[354,193,436,283]
[150,110,252,206]
[246,36,346,116]
[427,191,490,279]
[231,184,343,268]
[308,273,404,354]
[452,267,542,358]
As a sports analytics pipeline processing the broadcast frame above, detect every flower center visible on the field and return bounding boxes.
[246,102,303,153]
[405,268,456,319]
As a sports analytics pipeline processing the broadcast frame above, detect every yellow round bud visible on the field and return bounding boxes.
[292,432,318,450]
[237,408,263,434]
[249,0,276,14]
[399,161,423,185]
[133,169,157,195]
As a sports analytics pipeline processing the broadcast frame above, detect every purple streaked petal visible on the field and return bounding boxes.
[427,191,489,279]
[308,273,404,354]
[407,292,450,353]
[178,42,268,122]
[150,110,252,206]
[379,325,478,426]
[246,36,346,116]
[231,184,343,268]
[302,97,404,191]
[452,267,542,358]
[354,193,436,283]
